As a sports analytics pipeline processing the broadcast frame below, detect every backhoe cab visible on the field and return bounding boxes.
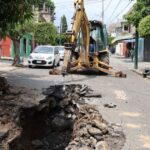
[88,20,109,65]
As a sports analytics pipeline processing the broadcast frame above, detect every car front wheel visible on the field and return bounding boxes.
[57,60,60,66]
[52,60,56,68]
[28,65,32,68]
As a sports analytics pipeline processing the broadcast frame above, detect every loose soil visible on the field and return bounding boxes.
[0,77,125,150]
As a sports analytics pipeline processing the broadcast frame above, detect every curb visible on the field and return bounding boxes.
[131,69,143,75]
[0,67,22,75]
[131,69,150,79]
[147,76,150,79]
[0,64,27,75]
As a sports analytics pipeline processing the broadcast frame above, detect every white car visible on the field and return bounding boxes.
[55,46,65,60]
[28,45,60,68]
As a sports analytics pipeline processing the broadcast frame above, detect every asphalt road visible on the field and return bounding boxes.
[1,55,150,150]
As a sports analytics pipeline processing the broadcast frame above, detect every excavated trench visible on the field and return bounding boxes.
[0,77,125,150]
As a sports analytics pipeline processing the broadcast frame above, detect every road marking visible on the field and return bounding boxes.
[139,135,150,148]
[120,112,141,117]
[126,123,141,129]
[114,90,127,100]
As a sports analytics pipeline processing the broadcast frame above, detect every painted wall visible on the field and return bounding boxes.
[1,37,12,58]
[115,38,144,61]
[2,33,33,59]
[144,38,150,61]
[138,38,144,61]
[115,42,127,56]
[19,33,32,58]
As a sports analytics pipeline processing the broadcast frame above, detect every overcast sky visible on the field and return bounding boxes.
[53,0,136,27]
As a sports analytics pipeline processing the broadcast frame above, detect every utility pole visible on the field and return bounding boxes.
[134,29,139,69]
[59,20,62,45]
[102,0,104,22]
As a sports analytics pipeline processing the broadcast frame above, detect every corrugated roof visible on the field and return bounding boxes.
[123,39,135,43]
[112,34,134,44]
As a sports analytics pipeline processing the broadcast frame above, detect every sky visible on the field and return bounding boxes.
[53,0,136,28]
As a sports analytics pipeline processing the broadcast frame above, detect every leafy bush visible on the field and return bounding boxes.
[0,0,40,37]
[126,0,150,28]
[55,34,67,45]
[34,23,57,45]
[139,15,150,38]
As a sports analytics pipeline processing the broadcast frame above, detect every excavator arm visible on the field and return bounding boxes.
[62,0,90,75]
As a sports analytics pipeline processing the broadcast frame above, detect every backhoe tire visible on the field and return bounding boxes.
[99,52,109,65]
[98,52,109,75]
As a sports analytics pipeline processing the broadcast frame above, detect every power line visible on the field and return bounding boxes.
[102,0,104,22]
[55,0,102,7]
[54,0,102,5]
[103,0,112,12]
[107,0,122,21]
[109,1,132,23]
[54,0,101,5]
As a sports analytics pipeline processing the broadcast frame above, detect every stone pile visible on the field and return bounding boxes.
[43,84,100,120]
[42,84,125,150]
[0,76,9,95]
[0,82,125,150]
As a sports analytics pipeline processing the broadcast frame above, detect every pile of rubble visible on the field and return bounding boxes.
[43,84,125,150]
[0,77,9,95]
[0,78,125,150]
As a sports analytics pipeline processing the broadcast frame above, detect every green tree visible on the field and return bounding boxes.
[139,15,150,38]
[0,0,40,65]
[38,0,55,14]
[9,21,58,65]
[8,21,36,65]
[55,34,67,45]
[61,15,68,34]
[126,0,150,28]
[0,0,55,37]
[126,0,150,69]
[8,26,23,65]
[34,22,57,45]
[108,36,114,45]
[0,0,40,38]
[0,0,56,65]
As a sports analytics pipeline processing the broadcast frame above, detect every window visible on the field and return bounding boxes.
[34,46,54,54]
[54,47,59,54]
[124,25,129,31]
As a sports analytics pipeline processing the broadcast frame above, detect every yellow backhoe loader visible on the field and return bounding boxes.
[52,0,126,77]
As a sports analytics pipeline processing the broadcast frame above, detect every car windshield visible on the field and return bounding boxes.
[57,47,64,52]
[34,46,53,54]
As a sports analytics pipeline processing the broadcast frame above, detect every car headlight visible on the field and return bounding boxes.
[29,55,33,59]
[47,56,52,60]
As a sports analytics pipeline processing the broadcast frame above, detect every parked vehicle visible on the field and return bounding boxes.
[28,45,60,68]
[55,46,65,60]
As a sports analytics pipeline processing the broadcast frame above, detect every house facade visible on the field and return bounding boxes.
[110,18,150,62]
[1,33,33,59]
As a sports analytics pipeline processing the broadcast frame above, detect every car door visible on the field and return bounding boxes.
[56,48,60,62]
[54,47,59,64]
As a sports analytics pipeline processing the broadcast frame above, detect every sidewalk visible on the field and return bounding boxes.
[113,55,150,79]
[0,59,25,75]
[0,60,16,73]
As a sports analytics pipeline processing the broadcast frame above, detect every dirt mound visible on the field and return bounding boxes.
[0,81,125,150]
[0,77,9,95]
